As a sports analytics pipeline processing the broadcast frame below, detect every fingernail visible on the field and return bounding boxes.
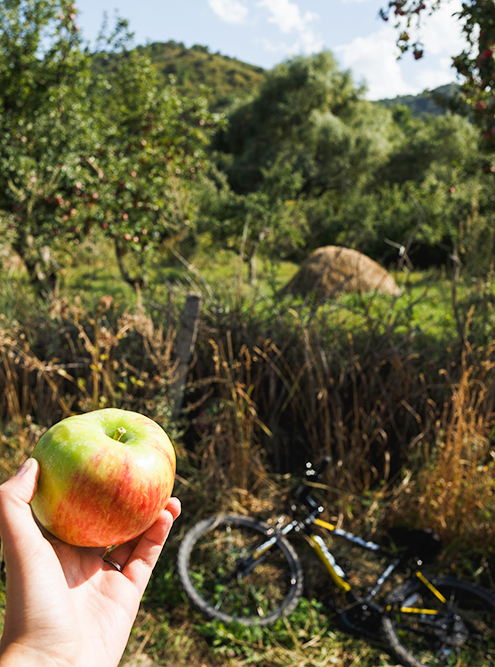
[15,459,33,476]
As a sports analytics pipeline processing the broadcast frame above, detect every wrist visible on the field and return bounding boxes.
[0,641,61,667]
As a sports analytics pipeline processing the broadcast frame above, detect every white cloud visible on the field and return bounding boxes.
[208,0,249,24]
[256,0,323,55]
[415,64,458,92]
[257,0,316,34]
[335,0,469,100]
[335,28,416,100]
[407,0,465,56]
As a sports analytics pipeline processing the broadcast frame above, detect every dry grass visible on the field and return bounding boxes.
[0,279,494,666]
[0,294,179,480]
[388,339,495,555]
[191,333,270,497]
[1,285,489,546]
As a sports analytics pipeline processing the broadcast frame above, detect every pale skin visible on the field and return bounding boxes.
[0,457,181,667]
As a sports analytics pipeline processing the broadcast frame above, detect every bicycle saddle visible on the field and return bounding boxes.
[388,526,442,561]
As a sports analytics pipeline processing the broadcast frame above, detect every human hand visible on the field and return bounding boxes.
[0,457,181,667]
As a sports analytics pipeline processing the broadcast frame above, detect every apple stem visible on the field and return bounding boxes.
[114,426,127,442]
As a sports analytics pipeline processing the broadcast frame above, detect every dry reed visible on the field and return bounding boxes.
[0,295,179,480]
[389,340,495,550]
[0,285,494,556]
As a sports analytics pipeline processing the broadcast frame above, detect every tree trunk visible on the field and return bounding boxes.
[248,251,257,284]
[114,238,145,290]
[13,240,59,299]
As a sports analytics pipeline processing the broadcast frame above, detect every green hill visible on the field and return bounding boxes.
[377,83,465,117]
[143,45,462,118]
[137,41,266,111]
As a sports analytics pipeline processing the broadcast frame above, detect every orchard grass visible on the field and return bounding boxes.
[0,236,472,339]
[0,480,403,667]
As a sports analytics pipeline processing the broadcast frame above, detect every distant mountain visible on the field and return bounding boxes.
[377,83,466,117]
[95,41,266,111]
[143,47,464,118]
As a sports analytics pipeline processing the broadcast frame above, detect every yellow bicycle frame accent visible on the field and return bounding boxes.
[385,572,446,616]
[385,604,439,615]
[313,518,446,612]
[314,518,336,531]
[309,533,352,592]
[252,536,277,560]
[415,571,447,604]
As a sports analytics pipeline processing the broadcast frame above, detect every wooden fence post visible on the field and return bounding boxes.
[171,293,202,420]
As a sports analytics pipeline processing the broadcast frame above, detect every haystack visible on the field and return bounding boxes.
[282,246,400,299]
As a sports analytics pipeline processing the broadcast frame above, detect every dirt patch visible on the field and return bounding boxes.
[281,246,400,299]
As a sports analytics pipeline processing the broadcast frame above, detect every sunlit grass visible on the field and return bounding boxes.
[1,238,468,343]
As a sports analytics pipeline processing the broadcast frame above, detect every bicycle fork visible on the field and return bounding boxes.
[235,519,300,578]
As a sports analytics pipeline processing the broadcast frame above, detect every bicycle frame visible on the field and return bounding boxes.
[245,496,448,621]
[309,516,385,596]
[307,517,447,618]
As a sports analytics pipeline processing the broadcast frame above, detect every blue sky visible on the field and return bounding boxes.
[74,0,466,100]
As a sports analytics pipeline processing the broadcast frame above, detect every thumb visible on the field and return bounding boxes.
[0,458,43,560]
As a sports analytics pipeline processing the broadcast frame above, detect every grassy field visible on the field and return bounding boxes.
[0,240,494,666]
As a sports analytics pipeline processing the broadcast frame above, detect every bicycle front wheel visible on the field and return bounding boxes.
[177,514,303,626]
[382,576,495,667]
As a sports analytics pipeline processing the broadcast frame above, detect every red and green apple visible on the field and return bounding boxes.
[30,408,176,548]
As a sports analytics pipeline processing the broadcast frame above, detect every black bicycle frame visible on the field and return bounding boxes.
[244,489,449,619]
[307,515,401,601]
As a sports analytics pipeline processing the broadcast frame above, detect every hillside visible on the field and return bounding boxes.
[96,41,464,118]
[140,45,462,118]
[137,41,266,110]
[377,83,464,117]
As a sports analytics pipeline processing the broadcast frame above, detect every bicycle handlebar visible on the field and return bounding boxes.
[292,456,331,512]
[305,456,331,480]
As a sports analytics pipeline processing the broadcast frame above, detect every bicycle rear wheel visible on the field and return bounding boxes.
[177,514,303,626]
[382,576,495,667]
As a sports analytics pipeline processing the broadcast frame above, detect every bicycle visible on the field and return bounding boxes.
[177,457,495,667]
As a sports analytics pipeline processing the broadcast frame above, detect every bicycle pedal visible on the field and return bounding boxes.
[339,603,382,638]
[322,597,341,614]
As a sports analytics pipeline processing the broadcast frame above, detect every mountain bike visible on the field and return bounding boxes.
[177,458,495,667]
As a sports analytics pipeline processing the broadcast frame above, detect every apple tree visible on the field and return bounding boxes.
[83,48,219,288]
[0,0,219,295]
[0,0,98,293]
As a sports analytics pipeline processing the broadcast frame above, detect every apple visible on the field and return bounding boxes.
[30,408,176,548]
